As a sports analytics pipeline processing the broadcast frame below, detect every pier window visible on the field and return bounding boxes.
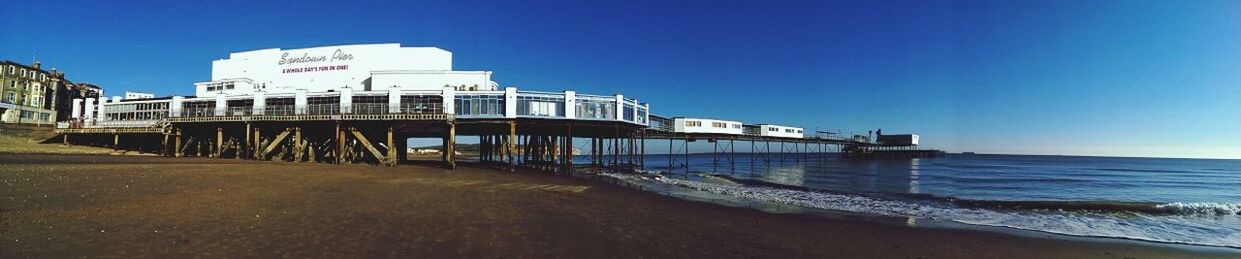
[575,97,616,120]
[516,94,564,117]
[686,120,702,127]
[307,96,340,115]
[264,97,295,115]
[637,107,648,124]
[455,94,504,117]
[105,102,169,121]
[712,122,727,128]
[352,95,389,114]
[623,103,635,121]
[400,95,442,114]
[227,99,254,116]
[182,101,216,117]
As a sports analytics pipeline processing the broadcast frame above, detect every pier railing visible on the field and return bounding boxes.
[71,87,651,127]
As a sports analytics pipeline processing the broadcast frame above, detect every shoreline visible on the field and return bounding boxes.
[1,152,1237,257]
[591,169,1241,253]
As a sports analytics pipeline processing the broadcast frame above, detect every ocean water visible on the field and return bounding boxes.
[593,154,1241,248]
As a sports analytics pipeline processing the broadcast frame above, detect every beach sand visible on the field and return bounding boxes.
[1,153,1236,258]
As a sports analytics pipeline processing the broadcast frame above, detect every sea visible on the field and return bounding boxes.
[592,153,1241,248]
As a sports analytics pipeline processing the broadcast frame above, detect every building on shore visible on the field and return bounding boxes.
[55,82,103,122]
[0,60,72,125]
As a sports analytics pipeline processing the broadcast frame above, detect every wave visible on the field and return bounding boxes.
[950,200,1240,215]
[603,172,1241,248]
[1090,167,1216,174]
[707,173,1241,216]
[1156,202,1241,215]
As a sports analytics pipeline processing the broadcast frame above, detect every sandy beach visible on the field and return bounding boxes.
[0,152,1235,258]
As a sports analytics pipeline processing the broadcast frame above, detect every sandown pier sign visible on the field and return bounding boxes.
[279,49,354,74]
[279,49,354,65]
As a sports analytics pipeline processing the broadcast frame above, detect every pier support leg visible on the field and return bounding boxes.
[335,122,343,164]
[175,129,183,158]
[216,127,223,158]
[447,122,456,170]
[253,127,262,160]
[243,122,251,160]
[294,127,303,162]
[113,134,119,152]
[160,134,168,156]
[508,122,516,172]
[386,126,396,167]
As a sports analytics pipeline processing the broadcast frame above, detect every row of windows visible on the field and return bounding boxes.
[767,127,804,134]
[204,82,235,92]
[18,110,52,121]
[576,100,616,119]
[685,120,741,129]
[105,111,168,121]
[455,95,504,116]
[5,65,49,81]
[517,95,564,117]
[106,103,171,112]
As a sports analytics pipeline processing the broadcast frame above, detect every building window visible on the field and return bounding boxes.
[712,122,727,128]
[454,94,504,116]
[575,97,616,120]
[685,120,701,127]
[516,95,564,117]
[6,66,13,74]
[732,124,741,129]
[5,93,13,103]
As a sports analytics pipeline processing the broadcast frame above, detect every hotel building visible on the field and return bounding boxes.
[0,61,68,125]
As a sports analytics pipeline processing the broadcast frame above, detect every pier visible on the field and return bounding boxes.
[50,43,942,174]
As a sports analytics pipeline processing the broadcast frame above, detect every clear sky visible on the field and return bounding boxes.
[2,0,1239,159]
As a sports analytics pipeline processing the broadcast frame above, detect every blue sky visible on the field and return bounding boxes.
[2,0,1239,158]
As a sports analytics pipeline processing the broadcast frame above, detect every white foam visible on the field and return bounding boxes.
[602,173,1241,248]
[1157,202,1241,215]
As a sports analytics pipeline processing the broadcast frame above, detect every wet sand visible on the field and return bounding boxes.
[1,153,1236,258]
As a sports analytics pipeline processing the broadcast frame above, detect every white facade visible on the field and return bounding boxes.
[196,43,496,96]
[62,43,651,129]
[673,117,743,135]
[756,124,804,138]
[125,91,154,100]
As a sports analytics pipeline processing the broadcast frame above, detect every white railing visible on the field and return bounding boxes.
[68,88,650,126]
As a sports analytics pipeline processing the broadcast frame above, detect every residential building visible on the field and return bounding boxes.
[0,61,65,125]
